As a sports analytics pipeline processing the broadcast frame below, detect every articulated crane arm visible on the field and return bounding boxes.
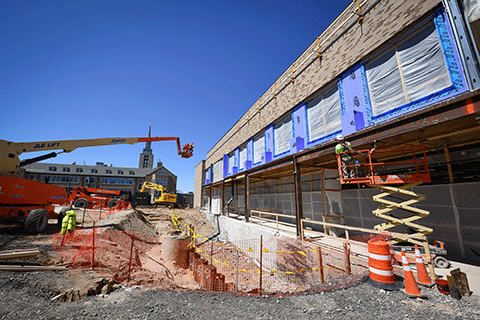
[139,181,166,193]
[0,137,194,176]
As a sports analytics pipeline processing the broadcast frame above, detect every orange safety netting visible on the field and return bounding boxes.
[52,213,368,296]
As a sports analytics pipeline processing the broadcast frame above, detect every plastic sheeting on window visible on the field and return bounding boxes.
[307,97,324,141]
[228,152,234,174]
[212,160,223,183]
[239,145,247,169]
[366,21,450,116]
[398,23,451,102]
[307,86,341,142]
[253,133,264,164]
[463,0,480,21]
[366,49,405,115]
[274,116,292,155]
[323,87,341,136]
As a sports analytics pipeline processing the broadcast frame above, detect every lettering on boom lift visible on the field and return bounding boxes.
[33,142,61,149]
[111,139,126,144]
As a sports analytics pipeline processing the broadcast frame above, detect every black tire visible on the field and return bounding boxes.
[434,256,449,269]
[24,209,49,234]
[107,198,118,208]
[74,198,89,209]
[58,207,70,226]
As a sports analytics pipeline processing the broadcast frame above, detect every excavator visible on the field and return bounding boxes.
[137,181,177,208]
[0,136,194,233]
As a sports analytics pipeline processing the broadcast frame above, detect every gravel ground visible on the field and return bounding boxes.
[1,269,479,320]
[1,208,479,320]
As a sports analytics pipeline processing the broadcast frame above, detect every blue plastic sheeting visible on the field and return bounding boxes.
[339,64,370,136]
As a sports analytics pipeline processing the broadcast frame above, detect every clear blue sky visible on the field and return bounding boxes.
[1,0,350,192]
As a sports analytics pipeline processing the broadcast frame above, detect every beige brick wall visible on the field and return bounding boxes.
[204,0,442,169]
[194,160,205,208]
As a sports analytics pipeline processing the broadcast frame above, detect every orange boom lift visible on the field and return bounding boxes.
[0,136,194,233]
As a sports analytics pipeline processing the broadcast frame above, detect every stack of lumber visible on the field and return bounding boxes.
[0,248,67,271]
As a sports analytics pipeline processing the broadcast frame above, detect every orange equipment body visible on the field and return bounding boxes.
[0,175,68,225]
[336,145,431,185]
[0,136,194,233]
[68,186,122,209]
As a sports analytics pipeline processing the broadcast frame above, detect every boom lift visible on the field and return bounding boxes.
[137,181,177,208]
[0,136,194,233]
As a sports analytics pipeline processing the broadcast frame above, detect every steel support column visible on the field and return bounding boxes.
[245,174,250,222]
[209,185,212,214]
[221,180,225,215]
[293,156,303,237]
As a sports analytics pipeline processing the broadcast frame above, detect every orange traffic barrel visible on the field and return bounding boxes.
[367,238,399,291]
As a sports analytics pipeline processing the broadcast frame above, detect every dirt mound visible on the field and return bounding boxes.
[94,209,158,237]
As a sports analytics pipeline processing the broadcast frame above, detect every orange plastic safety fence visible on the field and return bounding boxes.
[53,228,367,296]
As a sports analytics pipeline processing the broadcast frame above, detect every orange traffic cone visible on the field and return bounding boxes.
[400,250,427,298]
[414,245,434,287]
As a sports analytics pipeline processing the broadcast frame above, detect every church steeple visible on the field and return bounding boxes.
[139,123,154,169]
[143,123,153,154]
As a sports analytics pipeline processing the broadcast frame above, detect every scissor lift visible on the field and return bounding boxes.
[337,145,433,245]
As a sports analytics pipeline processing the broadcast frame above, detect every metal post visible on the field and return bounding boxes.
[444,147,454,183]
[210,240,213,266]
[209,186,212,213]
[317,246,324,284]
[127,232,135,283]
[81,207,86,228]
[98,203,102,221]
[321,168,328,235]
[343,242,351,275]
[91,221,95,270]
[236,248,239,291]
[259,235,263,294]
[423,238,437,280]
[293,156,303,237]
[245,174,250,222]
[221,180,225,215]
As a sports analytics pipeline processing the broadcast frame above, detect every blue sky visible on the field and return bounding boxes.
[1,0,350,192]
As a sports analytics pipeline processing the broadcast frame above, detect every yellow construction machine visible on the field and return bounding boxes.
[138,181,177,208]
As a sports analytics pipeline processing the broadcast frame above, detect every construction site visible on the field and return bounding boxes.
[1,0,480,319]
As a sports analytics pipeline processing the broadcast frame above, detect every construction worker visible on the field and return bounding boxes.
[335,134,356,179]
[61,208,77,235]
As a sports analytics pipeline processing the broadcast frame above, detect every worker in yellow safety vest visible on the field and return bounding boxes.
[61,208,77,235]
[335,134,356,179]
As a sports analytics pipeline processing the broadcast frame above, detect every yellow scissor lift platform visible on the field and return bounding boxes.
[337,145,448,268]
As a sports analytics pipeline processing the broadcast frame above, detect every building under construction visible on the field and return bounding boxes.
[194,0,480,266]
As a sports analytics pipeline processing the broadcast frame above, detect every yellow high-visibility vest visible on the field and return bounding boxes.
[61,210,77,235]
